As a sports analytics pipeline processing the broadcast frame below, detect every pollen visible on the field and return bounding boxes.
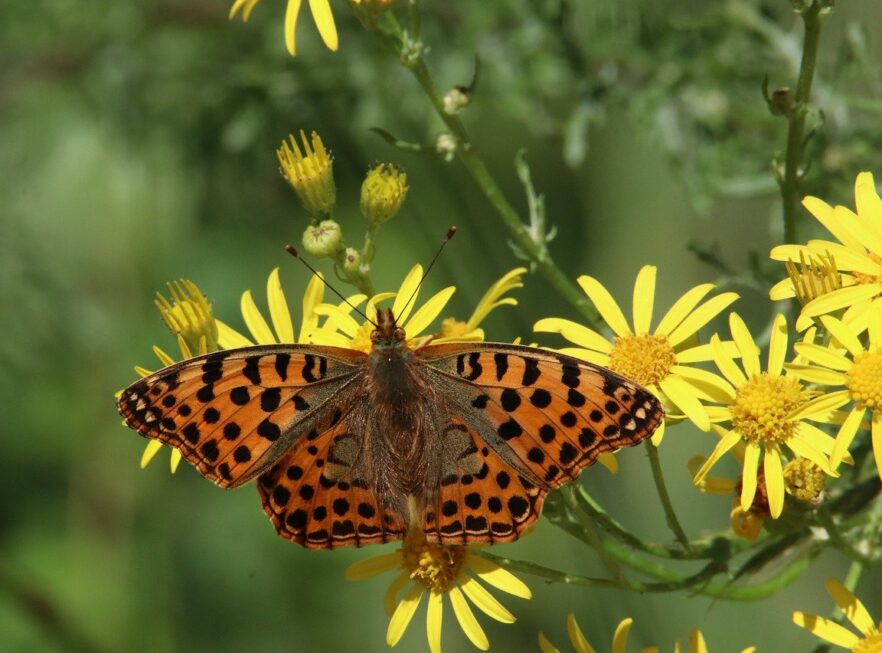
[400,528,466,593]
[608,334,676,387]
[846,350,882,409]
[730,373,804,445]
[783,458,826,502]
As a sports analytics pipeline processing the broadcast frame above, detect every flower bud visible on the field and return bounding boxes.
[341,247,362,274]
[443,86,470,115]
[154,279,218,355]
[360,163,408,226]
[783,458,826,503]
[302,219,343,257]
[277,131,336,217]
[436,132,456,162]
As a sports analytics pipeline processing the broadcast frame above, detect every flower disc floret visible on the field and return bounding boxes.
[401,530,466,593]
[730,373,803,445]
[845,350,882,409]
[783,458,826,502]
[608,333,676,387]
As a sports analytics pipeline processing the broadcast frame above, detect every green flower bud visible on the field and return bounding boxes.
[443,86,470,115]
[360,163,408,226]
[302,219,343,257]
[277,131,336,217]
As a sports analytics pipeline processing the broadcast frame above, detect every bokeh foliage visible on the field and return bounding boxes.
[2,1,882,651]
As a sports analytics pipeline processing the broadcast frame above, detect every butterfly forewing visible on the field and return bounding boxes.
[118,345,365,488]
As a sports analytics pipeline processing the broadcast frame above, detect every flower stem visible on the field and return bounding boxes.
[779,1,827,243]
[645,442,691,551]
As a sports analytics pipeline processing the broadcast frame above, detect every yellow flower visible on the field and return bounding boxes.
[770,171,882,332]
[277,131,336,217]
[311,264,458,352]
[534,265,739,444]
[785,310,882,479]
[688,456,767,541]
[229,0,338,56]
[793,578,882,651]
[538,614,756,653]
[216,267,349,347]
[693,313,839,518]
[131,279,220,472]
[346,526,531,653]
[437,267,528,342]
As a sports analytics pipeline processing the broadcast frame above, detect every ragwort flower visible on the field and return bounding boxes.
[346,524,530,653]
[770,171,882,332]
[534,265,739,443]
[786,310,882,478]
[793,578,882,652]
[538,613,756,653]
[693,313,839,518]
[229,0,338,56]
[437,267,527,342]
[688,456,768,541]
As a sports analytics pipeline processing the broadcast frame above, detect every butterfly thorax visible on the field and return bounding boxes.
[366,309,436,501]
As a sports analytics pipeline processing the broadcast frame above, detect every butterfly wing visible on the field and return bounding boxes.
[255,402,407,549]
[419,342,664,544]
[117,344,366,488]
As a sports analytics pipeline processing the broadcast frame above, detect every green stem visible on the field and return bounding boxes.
[559,485,625,583]
[779,1,826,243]
[645,442,691,550]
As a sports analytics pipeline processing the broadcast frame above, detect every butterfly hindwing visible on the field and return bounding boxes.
[422,343,664,491]
[118,345,366,488]
[256,405,407,549]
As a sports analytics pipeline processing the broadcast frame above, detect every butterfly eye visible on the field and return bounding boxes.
[393,327,406,341]
[370,329,381,343]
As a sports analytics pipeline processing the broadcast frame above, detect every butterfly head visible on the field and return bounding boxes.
[370,308,407,351]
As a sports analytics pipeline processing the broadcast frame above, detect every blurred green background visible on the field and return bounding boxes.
[2,1,881,651]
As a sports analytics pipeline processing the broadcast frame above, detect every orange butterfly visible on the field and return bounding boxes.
[119,301,663,549]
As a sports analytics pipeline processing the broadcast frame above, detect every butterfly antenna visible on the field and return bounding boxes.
[397,226,457,321]
[285,245,377,327]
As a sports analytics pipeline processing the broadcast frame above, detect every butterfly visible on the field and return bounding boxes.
[118,307,663,549]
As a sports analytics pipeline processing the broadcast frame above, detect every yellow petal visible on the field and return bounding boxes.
[597,452,619,474]
[693,429,742,483]
[216,320,254,348]
[655,283,715,335]
[152,345,176,367]
[784,364,847,386]
[825,578,875,635]
[767,313,788,376]
[464,554,532,599]
[788,430,835,475]
[806,239,879,274]
[868,304,882,347]
[820,315,864,357]
[308,0,338,51]
[344,552,401,581]
[667,293,740,347]
[792,612,860,648]
[839,206,882,256]
[267,268,295,343]
[284,0,302,56]
[304,328,352,347]
[671,365,735,402]
[314,303,361,337]
[632,265,656,334]
[458,575,515,623]
[740,444,760,512]
[650,418,665,446]
[792,343,852,372]
[831,407,865,468]
[426,590,443,653]
[802,194,865,250]
[241,290,276,344]
[449,586,489,650]
[769,243,815,262]
[728,313,760,376]
[169,448,182,473]
[386,583,423,646]
[675,340,740,364]
[533,318,613,353]
[566,613,596,653]
[576,275,632,337]
[384,572,411,617]
[769,278,797,301]
[872,412,882,481]
[405,286,456,338]
[612,618,633,653]
[801,284,881,319]
[710,334,747,387]
[390,265,422,322]
[538,632,562,653]
[299,273,327,340]
[855,171,882,217]
[764,446,784,518]
[558,348,611,366]
[689,630,708,653]
[659,374,710,431]
[140,440,163,469]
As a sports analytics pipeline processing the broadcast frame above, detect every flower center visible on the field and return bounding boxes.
[349,321,374,354]
[846,350,882,410]
[400,529,466,593]
[852,253,882,287]
[854,628,882,653]
[783,458,826,502]
[439,317,469,339]
[730,373,804,445]
[608,334,676,387]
